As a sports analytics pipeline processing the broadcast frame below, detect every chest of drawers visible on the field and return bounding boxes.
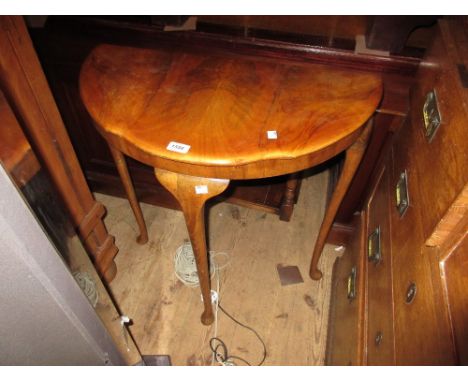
[326,18,468,365]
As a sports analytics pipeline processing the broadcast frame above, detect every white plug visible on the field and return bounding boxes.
[120,315,131,325]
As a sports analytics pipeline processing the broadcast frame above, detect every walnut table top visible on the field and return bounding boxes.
[80,44,382,179]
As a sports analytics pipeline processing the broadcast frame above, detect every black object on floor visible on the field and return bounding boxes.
[134,355,172,366]
[276,264,304,286]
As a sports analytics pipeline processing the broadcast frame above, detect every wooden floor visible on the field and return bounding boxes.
[98,169,339,366]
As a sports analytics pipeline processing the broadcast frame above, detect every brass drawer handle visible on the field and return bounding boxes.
[395,170,409,217]
[423,89,441,142]
[405,282,417,304]
[368,227,382,264]
[375,331,383,346]
[347,266,357,301]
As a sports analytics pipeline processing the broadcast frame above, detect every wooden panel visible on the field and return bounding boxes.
[389,124,454,365]
[33,16,420,75]
[408,19,468,241]
[440,217,468,365]
[0,16,118,281]
[365,166,395,365]
[428,183,468,365]
[197,16,368,40]
[196,16,363,51]
[326,213,366,365]
[427,184,468,247]
[387,21,466,364]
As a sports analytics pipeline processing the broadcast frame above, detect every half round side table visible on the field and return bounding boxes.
[80,44,382,325]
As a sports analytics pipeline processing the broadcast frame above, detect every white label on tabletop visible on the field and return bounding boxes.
[267,130,278,140]
[195,185,209,194]
[166,141,191,154]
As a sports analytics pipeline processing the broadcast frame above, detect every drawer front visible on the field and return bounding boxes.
[326,213,365,366]
[365,166,395,365]
[390,144,455,365]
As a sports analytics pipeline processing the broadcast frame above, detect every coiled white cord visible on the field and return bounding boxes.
[174,243,230,287]
[73,271,99,307]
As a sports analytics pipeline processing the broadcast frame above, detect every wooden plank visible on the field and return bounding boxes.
[0,16,118,280]
[0,90,41,187]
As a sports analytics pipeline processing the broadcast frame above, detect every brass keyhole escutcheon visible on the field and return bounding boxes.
[405,282,417,304]
[375,332,383,346]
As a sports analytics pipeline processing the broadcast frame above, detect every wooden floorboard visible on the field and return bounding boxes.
[97,169,339,366]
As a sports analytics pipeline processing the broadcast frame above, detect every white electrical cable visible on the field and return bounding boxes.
[212,261,220,366]
[173,242,230,365]
[211,267,237,366]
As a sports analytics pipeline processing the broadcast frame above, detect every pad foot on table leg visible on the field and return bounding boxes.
[136,233,148,245]
[309,268,323,281]
[201,311,215,326]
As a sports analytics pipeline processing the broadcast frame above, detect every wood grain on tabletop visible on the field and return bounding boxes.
[80,44,382,179]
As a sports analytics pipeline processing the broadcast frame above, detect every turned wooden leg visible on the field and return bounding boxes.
[279,172,300,222]
[109,145,148,245]
[309,122,372,280]
[155,168,229,325]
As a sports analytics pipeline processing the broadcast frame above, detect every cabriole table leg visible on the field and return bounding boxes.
[154,168,229,325]
[309,122,372,280]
